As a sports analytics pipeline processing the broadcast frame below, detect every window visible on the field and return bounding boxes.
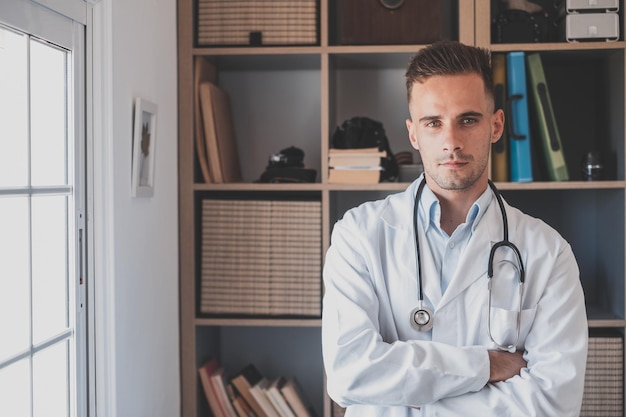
[0,6,87,416]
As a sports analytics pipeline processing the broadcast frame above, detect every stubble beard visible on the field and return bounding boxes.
[426,147,490,191]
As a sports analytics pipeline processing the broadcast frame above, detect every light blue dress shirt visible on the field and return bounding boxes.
[419,185,494,294]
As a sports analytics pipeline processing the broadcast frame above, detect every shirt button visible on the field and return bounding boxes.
[449,241,455,249]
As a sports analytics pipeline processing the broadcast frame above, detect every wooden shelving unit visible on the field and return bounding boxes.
[178,1,626,416]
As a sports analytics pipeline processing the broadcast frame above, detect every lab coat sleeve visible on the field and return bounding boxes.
[322,218,491,409]
[434,241,588,417]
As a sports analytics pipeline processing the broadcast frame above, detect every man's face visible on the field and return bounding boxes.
[405,73,503,194]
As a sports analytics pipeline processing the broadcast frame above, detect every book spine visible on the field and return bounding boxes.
[526,53,569,181]
[506,51,533,183]
[491,53,509,182]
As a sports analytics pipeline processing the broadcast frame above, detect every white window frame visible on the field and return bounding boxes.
[0,13,85,417]
[0,1,116,416]
[86,1,118,416]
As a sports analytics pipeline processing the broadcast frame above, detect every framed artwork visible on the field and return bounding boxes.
[131,97,158,197]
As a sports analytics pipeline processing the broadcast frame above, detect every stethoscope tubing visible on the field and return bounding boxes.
[412,178,525,351]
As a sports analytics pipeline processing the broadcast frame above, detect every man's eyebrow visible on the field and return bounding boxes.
[418,115,442,123]
[418,111,484,124]
[458,111,484,119]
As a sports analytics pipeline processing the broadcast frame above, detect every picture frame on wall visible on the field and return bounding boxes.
[131,97,158,197]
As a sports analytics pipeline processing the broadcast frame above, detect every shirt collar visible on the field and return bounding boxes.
[419,181,494,233]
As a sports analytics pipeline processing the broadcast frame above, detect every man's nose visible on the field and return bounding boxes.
[441,125,463,152]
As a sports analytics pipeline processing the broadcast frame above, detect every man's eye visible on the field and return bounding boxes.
[461,118,478,125]
[426,121,441,128]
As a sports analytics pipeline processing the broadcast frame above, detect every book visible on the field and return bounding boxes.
[328,147,383,155]
[328,147,386,170]
[329,156,384,168]
[263,377,296,417]
[491,53,509,182]
[328,168,381,184]
[199,358,237,417]
[506,51,533,183]
[279,378,313,417]
[199,82,223,183]
[199,82,243,183]
[232,395,257,417]
[194,58,217,183]
[211,83,242,183]
[231,364,271,417]
[526,52,569,181]
[249,379,281,417]
[212,368,239,417]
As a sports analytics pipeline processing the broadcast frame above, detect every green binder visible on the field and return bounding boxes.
[527,53,569,181]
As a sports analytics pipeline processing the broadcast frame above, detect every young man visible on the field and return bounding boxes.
[322,41,588,416]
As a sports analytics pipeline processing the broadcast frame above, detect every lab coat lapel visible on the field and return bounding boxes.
[381,179,443,309]
[417,224,443,308]
[437,200,502,309]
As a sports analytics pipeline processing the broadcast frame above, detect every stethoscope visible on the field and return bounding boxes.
[409,178,525,353]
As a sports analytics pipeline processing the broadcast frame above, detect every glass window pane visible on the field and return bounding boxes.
[30,39,68,186]
[0,197,31,360]
[0,26,29,187]
[33,341,69,417]
[32,195,68,344]
[0,358,31,417]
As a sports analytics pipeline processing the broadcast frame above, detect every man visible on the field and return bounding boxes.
[321,41,588,416]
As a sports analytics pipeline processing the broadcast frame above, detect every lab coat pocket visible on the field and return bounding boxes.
[486,304,537,350]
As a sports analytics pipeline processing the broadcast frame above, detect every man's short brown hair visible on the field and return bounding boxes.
[405,40,494,103]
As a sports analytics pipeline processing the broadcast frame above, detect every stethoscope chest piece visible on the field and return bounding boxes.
[409,304,434,332]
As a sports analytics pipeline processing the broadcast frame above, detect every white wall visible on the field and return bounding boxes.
[108,0,179,415]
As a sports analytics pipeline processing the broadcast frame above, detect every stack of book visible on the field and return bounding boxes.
[200,360,315,417]
[327,147,386,184]
[196,0,318,46]
[200,199,321,317]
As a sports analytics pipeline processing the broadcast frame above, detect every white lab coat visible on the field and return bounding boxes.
[322,178,588,417]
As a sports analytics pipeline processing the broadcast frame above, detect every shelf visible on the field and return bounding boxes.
[193,182,326,191]
[489,41,626,52]
[193,44,435,56]
[192,180,626,192]
[588,319,626,328]
[495,180,626,190]
[195,317,322,327]
[194,42,626,56]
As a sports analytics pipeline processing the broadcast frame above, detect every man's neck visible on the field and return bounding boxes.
[431,182,488,235]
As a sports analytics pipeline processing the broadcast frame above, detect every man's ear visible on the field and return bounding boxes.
[406,118,419,150]
[492,109,505,144]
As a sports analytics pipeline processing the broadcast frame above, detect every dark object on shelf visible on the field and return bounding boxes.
[268,146,305,169]
[581,151,604,181]
[492,0,565,43]
[336,0,454,45]
[332,117,399,182]
[257,146,317,183]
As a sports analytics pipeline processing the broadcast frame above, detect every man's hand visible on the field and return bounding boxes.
[488,350,527,383]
